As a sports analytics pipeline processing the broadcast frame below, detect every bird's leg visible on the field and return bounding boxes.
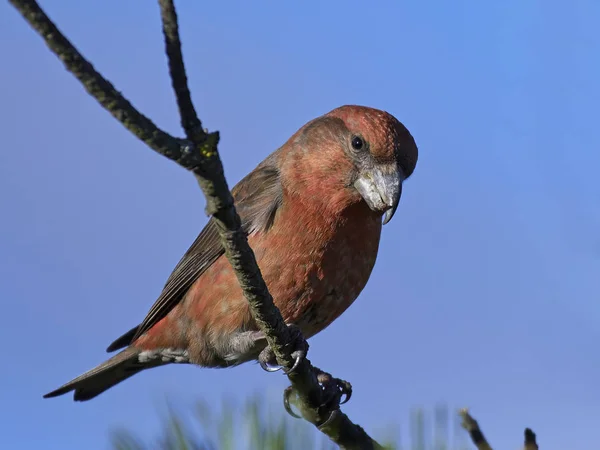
[258,324,308,374]
[283,366,353,420]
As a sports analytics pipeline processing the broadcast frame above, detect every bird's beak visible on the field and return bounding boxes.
[354,165,404,225]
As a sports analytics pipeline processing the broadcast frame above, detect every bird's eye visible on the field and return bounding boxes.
[351,136,364,151]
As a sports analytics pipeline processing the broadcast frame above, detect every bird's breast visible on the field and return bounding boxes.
[162,200,383,366]
[254,200,382,338]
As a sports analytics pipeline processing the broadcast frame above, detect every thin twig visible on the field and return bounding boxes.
[459,408,493,450]
[9,0,383,448]
[6,0,197,166]
[459,408,540,450]
[524,428,539,450]
[158,0,202,138]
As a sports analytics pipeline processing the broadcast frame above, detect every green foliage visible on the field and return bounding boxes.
[110,396,472,450]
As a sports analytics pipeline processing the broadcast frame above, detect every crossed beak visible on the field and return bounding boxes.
[353,165,404,225]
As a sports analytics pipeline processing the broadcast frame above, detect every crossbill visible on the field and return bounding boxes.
[44,105,418,401]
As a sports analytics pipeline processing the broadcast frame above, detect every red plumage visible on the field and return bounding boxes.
[44,105,418,401]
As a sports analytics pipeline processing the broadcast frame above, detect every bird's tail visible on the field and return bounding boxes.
[43,347,149,401]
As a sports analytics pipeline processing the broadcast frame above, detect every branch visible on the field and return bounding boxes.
[9,0,383,448]
[459,408,539,450]
[6,0,196,167]
[157,0,202,138]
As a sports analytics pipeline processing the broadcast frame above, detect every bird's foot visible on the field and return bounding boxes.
[283,366,353,419]
[258,324,308,375]
[314,367,353,408]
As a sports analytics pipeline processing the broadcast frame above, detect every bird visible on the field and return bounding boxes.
[43,105,418,401]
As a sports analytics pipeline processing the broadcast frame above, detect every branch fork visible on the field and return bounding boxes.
[10,0,381,448]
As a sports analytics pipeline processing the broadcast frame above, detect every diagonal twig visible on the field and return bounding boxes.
[6,0,194,167]
[459,408,493,450]
[9,0,383,448]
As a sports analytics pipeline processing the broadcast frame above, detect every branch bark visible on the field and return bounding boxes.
[9,0,382,448]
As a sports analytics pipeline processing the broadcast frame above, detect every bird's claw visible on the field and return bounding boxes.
[282,348,306,374]
[258,358,281,372]
[258,324,308,375]
[282,367,353,419]
[337,379,352,405]
[315,367,353,408]
[283,386,302,418]
[259,347,306,374]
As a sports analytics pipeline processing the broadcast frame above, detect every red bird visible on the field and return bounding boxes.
[44,105,418,401]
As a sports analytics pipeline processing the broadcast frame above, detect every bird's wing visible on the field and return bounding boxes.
[106,152,283,352]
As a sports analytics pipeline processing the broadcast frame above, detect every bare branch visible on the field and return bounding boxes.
[6,0,194,167]
[9,0,384,448]
[157,0,202,138]
[155,0,296,376]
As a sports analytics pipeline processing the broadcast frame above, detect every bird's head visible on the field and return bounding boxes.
[280,105,418,224]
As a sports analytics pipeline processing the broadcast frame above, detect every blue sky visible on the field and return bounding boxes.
[1,0,599,448]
